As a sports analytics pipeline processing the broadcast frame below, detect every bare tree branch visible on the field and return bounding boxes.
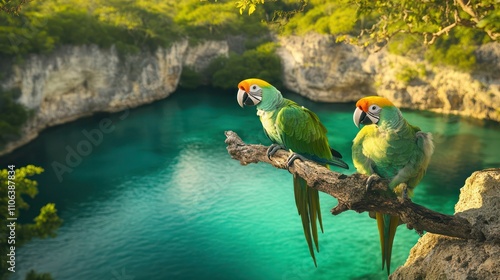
[0,0,32,14]
[456,0,478,20]
[225,130,488,241]
[456,0,499,41]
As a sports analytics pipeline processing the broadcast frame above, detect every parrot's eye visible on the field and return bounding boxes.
[252,85,257,91]
[369,105,382,114]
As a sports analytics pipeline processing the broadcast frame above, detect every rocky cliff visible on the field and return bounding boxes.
[277,34,375,102]
[278,33,500,122]
[1,33,499,155]
[391,168,500,279]
[0,41,228,155]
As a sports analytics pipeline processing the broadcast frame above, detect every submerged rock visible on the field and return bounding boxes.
[391,169,500,279]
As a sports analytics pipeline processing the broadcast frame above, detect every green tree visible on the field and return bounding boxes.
[220,0,497,70]
[1,165,62,280]
[281,0,358,36]
[0,0,270,57]
[226,0,499,46]
[206,42,282,89]
[0,89,30,149]
[0,0,32,14]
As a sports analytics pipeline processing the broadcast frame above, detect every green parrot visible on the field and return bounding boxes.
[351,96,434,274]
[237,78,349,266]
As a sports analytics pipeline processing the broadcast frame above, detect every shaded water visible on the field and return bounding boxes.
[1,88,499,280]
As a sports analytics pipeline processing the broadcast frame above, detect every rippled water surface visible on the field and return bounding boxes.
[2,88,499,280]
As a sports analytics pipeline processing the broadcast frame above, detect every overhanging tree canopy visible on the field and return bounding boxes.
[222,0,499,45]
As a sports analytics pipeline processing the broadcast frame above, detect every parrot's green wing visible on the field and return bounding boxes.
[382,125,434,193]
[274,103,333,266]
[353,116,434,275]
[276,104,331,157]
[275,103,348,168]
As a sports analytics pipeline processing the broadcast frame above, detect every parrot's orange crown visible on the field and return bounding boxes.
[238,78,271,92]
[356,96,394,112]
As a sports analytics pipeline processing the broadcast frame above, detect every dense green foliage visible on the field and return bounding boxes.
[228,0,498,70]
[2,0,497,69]
[395,64,427,85]
[387,26,489,71]
[205,42,283,89]
[0,0,269,56]
[0,0,496,111]
[0,0,31,14]
[280,0,361,36]
[179,66,204,90]
[0,89,30,148]
[0,165,61,280]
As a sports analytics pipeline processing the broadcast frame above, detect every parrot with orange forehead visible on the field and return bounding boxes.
[236,78,349,266]
[352,96,434,274]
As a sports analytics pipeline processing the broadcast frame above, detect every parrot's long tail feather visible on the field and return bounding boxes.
[330,148,343,159]
[307,154,349,169]
[313,189,324,233]
[294,175,322,267]
[308,188,319,252]
[329,157,349,170]
[376,212,400,275]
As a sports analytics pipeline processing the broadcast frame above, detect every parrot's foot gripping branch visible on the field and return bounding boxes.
[365,174,382,192]
[266,144,310,170]
[267,144,286,160]
[286,153,307,168]
[401,185,410,201]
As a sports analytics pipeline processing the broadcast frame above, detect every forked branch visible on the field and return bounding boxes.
[225,130,486,241]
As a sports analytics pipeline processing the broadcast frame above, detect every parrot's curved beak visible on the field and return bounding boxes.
[353,107,379,128]
[237,89,247,108]
[237,88,261,107]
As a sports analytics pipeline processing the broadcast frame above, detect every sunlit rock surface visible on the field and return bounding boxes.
[364,46,500,122]
[1,33,499,155]
[0,41,228,155]
[277,34,375,102]
[391,169,500,279]
[278,33,500,122]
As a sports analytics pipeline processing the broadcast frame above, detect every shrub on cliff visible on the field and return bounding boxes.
[179,66,204,89]
[230,0,498,71]
[0,0,268,57]
[0,165,62,280]
[206,42,282,90]
[0,89,30,149]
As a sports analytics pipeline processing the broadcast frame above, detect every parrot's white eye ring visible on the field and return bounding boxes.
[369,105,382,114]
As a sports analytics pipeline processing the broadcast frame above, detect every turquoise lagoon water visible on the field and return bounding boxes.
[1,88,499,280]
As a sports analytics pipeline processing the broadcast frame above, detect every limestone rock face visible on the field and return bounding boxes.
[277,34,375,102]
[278,33,500,122]
[0,41,228,155]
[1,34,499,155]
[390,169,500,279]
[365,47,500,122]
